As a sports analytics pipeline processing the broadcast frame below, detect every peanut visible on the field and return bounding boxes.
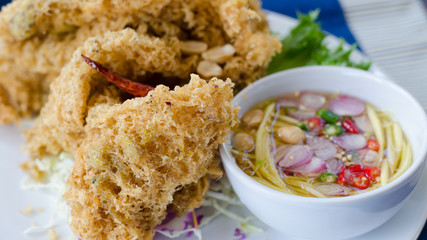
[201,44,235,63]
[180,40,208,54]
[197,60,222,79]
[277,126,306,144]
[233,132,255,152]
[242,109,264,128]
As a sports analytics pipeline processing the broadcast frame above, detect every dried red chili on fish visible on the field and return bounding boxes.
[81,54,155,97]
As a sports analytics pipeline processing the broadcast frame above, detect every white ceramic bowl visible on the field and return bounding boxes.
[219,66,427,240]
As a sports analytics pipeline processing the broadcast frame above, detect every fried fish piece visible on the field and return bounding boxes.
[0,0,280,123]
[64,75,238,239]
[0,85,18,123]
[24,28,193,168]
[20,1,277,236]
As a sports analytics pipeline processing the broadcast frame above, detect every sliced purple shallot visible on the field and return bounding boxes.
[289,156,326,176]
[315,183,349,197]
[333,134,367,151]
[325,158,345,174]
[300,91,326,110]
[275,145,313,169]
[286,108,316,121]
[353,114,374,133]
[328,95,365,116]
[306,137,337,160]
[277,97,299,108]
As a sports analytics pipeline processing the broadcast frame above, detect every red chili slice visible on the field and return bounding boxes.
[348,164,362,173]
[308,116,322,128]
[342,119,360,134]
[337,173,347,186]
[349,173,370,189]
[363,166,380,183]
[367,139,380,151]
[337,169,350,186]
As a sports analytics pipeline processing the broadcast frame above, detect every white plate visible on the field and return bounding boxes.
[1,11,426,240]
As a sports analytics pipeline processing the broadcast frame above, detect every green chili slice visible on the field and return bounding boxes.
[317,109,340,123]
[318,172,337,183]
[324,124,343,136]
[296,122,309,131]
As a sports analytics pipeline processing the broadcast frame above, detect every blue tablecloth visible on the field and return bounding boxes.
[263,0,357,46]
[0,0,8,7]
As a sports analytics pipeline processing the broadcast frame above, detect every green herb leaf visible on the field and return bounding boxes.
[267,10,371,75]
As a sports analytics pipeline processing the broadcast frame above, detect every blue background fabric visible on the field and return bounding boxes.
[0,0,425,238]
[262,0,357,45]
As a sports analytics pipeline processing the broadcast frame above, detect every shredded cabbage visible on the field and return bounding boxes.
[21,153,262,240]
[155,177,263,239]
[21,152,74,237]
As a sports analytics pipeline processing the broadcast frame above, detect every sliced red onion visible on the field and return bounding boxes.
[306,137,337,160]
[289,156,326,176]
[300,91,326,110]
[328,95,365,116]
[325,158,344,174]
[273,145,291,163]
[277,97,299,108]
[357,149,380,166]
[333,134,367,150]
[315,183,349,197]
[353,114,374,133]
[276,145,313,169]
[287,108,316,121]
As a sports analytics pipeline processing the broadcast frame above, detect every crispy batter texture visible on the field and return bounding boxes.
[25,28,191,163]
[23,27,238,239]
[64,75,237,239]
[0,85,18,123]
[0,0,280,123]
[19,0,278,238]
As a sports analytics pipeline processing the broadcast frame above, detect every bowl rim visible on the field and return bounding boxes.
[220,65,427,204]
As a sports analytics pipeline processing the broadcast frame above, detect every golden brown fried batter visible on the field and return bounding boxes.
[0,0,280,123]
[169,175,213,216]
[64,75,238,239]
[22,26,239,239]
[0,85,18,123]
[19,0,279,237]
[24,28,192,165]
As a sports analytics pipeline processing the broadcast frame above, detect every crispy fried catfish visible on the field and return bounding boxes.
[64,75,238,239]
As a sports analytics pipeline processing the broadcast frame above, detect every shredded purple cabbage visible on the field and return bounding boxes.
[234,228,246,240]
[197,215,204,225]
[184,212,193,230]
[163,212,177,224]
[184,212,194,237]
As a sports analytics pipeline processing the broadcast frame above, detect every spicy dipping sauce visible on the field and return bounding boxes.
[231,91,412,197]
